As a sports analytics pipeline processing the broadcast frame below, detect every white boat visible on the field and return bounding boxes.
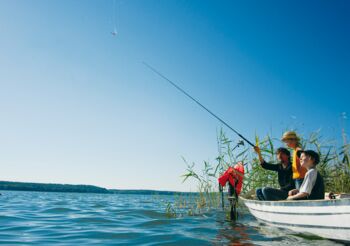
[240,197,350,242]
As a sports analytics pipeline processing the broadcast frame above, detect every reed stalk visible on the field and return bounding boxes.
[174,127,350,216]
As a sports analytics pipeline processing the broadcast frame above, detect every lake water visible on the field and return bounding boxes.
[0,191,343,245]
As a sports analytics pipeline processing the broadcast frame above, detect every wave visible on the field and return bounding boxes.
[0,191,340,245]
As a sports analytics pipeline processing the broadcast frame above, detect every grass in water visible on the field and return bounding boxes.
[166,127,350,217]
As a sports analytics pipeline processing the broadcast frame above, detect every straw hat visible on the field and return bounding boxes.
[281,131,300,142]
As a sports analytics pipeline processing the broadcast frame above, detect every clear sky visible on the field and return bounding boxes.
[0,0,349,191]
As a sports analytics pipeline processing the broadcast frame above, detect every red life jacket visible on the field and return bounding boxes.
[218,162,245,196]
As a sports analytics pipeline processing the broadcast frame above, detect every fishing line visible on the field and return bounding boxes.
[142,62,255,147]
[111,0,118,35]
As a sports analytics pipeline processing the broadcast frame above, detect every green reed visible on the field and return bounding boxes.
[175,127,350,216]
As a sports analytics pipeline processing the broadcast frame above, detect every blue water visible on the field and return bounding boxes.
[0,191,342,245]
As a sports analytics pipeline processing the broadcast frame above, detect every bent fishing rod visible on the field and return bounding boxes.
[142,62,255,147]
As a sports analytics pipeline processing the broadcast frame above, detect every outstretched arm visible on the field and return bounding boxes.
[254,146,264,164]
[254,146,279,171]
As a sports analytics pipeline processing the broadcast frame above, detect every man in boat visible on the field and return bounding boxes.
[287,150,325,200]
[282,131,307,189]
[254,146,294,201]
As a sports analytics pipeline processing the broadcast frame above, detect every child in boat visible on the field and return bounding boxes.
[282,131,307,189]
[254,146,295,201]
[287,150,325,200]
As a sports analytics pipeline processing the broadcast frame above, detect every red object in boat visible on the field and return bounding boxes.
[218,162,244,195]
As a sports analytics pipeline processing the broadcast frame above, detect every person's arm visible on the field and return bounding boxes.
[288,189,299,196]
[261,161,279,171]
[254,146,264,163]
[288,169,317,200]
[254,146,279,171]
[287,192,308,200]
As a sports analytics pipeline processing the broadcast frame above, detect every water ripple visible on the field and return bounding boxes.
[0,191,343,245]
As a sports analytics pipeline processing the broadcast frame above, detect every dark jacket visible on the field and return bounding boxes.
[309,171,325,200]
[261,161,295,192]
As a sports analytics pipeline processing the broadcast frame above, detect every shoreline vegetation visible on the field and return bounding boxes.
[0,181,193,195]
[1,129,348,219]
[168,128,350,217]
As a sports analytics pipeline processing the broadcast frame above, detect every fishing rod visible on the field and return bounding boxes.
[142,62,255,147]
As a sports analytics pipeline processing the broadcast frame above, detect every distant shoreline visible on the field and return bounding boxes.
[0,181,195,195]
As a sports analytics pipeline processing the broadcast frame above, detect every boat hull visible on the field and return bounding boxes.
[241,197,350,241]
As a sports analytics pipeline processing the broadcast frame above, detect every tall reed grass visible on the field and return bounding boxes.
[178,128,350,215]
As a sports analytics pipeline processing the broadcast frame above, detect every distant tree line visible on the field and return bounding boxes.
[0,181,110,194]
[0,181,194,195]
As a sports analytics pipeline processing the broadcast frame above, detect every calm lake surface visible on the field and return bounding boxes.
[0,191,343,245]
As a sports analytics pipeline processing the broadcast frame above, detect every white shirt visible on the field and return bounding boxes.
[299,168,318,195]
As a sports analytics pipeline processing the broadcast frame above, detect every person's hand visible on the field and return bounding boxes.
[254,146,260,154]
[287,196,294,200]
[288,189,298,196]
[254,146,264,164]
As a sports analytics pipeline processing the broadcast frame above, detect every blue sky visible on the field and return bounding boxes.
[0,0,349,191]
